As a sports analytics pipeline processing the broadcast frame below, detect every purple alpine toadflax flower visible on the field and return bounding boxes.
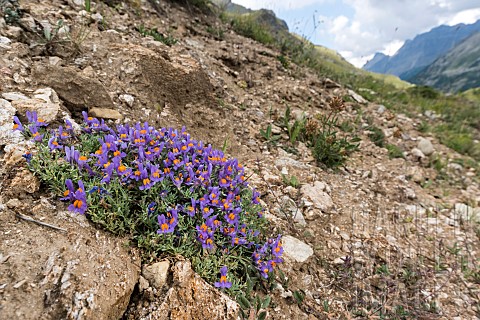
[214,266,232,289]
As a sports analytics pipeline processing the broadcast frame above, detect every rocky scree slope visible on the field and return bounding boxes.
[0,0,479,319]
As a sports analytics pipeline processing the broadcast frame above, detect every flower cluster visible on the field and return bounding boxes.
[252,235,283,278]
[61,179,88,214]
[14,111,283,287]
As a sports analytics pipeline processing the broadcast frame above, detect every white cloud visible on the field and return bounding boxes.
[320,0,480,65]
[330,15,349,33]
[446,8,480,25]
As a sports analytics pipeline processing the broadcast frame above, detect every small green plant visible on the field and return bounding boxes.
[137,25,177,46]
[339,120,355,133]
[260,124,281,145]
[281,174,299,188]
[310,98,360,168]
[322,300,330,313]
[277,105,306,145]
[386,144,404,159]
[206,25,224,40]
[1,0,22,24]
[236,276,271,320]
[37,18,90,57]
[277,55,289,69]
[293,289,305,305]
[446,242,462,255]
[376,264,390,275]
[237,293,271,320]
[418,121,430,133]
[367,125,385,147]
[225,14,275,45]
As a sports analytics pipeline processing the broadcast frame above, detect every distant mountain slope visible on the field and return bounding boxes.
[412,31,480,93]
[212,0,251,14]
[363,20,480,80]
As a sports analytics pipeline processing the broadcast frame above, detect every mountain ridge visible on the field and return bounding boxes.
[412,30,480,92]
[363,20,480,81]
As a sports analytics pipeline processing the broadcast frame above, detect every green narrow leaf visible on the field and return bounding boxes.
[258,311,267,320]
[293,290,305,304]
[237,295,251,310]
[255,296,261,312]
[261,295,271,309]
[266,124,272,138]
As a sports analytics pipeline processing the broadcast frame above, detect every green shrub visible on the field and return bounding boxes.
[15,111,284,296]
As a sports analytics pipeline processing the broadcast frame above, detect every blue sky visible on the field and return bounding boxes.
[232,0,480,67]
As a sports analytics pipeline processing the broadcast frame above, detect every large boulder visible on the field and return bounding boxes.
[32,65,115,111]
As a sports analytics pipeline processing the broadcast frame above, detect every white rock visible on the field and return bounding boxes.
[119,94,135,107]
[447,163,463,171]
[348,89,367,104]
[300,181,333,212]
[0,36,11,48]
[0,99,23,146]
[12,98,60,123]
[376,105,386,114]
[333,256,351,265]
[33,88,60,104]
[282,235,313,263]
[452,203,479,222]
[2,92,29,101]
[292,211,306,226]
[49,56,62,66]
[142,260,170,290]
[411,148,425,159]
[417,138,434,156]
[91,13,104,23]
[275,157,310,170]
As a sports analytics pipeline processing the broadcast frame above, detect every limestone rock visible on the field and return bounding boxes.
[142,260,170,290]
[0,99,23,146]
[300,181,333,212]
[282,235,313,263]
[33,65,115,111]
[12,98,60,123]
[348,89,367,104]
[119,94,135,107]
[144,260,239,319]
[410,148,425,160]
[417,138,434,156]
[452,203,479,222]
[1,92,29,101]
[89,107,123,120]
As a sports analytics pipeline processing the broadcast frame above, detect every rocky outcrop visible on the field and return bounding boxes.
[32,65,115,112]
[125,260,239,320]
